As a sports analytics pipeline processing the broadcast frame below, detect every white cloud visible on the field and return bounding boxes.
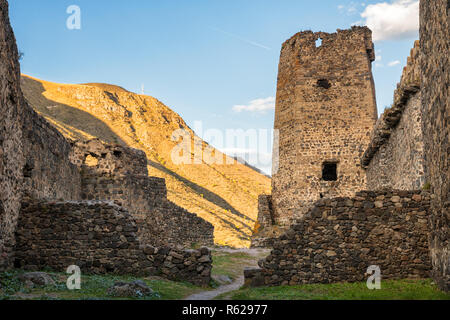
[232,97,275,113]
[361,0,419,41]
[388,60,401,66]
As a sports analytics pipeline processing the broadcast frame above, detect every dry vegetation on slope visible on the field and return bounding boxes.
[20,75,271,248]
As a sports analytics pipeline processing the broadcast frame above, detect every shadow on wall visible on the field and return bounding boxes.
[148,160,255,226]
[20,76,127,146]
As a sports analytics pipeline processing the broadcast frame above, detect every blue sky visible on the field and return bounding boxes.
[10,0,419,174]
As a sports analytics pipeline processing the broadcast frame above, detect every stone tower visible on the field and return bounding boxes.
[272,26,378,225]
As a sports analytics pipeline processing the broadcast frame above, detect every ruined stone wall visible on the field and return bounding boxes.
[250,195,275,248]
[245,190,431,287]
[70,139,148,177]
[1,0,83,270]
[255,195,274,232]
[138,199,215,248]
[70,139,214,247]
[0,0,25,270]
[363,42,425,190]
[272,27,378,226]
[420,0,449,291]
[14,199,212,286]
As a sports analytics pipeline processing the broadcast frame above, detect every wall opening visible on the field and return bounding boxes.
[84,154,99,167]
[322,162,337,181]
[315,38,323,47]
[317,79,331,89]
[23,162,33,178]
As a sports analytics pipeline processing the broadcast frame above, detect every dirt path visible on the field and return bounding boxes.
[184,248,269,300]
[184,276,245,300]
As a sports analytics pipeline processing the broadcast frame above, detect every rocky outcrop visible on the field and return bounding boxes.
[107,280,153,297]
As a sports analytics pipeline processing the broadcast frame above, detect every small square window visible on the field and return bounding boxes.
[322,162,337,181]
[317,79,331,89]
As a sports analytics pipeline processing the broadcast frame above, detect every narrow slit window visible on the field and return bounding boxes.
[322,162,337,181]
[317,79,331,89]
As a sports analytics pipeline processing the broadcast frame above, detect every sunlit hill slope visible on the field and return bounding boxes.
[21,75,271,248]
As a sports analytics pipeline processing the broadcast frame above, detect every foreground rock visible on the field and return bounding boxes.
[107,280,153,297]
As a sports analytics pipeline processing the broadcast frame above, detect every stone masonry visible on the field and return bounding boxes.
[0,0,25,271]
[1,0,80,271]
[245,190,431,286]
[272,27,378,226]
[363,41,425,190]
[21,109,81,201]
[420,0,449,291]
[250,195,276,248]
[255,195,274,233]
[14,199,212,286]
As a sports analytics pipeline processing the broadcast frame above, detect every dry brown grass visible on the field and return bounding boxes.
[21,75,271,248]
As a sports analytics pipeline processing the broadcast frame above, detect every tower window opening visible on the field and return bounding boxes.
[317,79,331,89]
[23,162,33,178]
[322,162,337,181]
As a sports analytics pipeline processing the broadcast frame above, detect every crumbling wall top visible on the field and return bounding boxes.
[362,40,421,167]
[281,26,375,62]
[70,139,148,176]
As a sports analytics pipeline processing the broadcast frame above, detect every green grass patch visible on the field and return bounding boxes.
[0,270,204,300]
[219,279,450,300]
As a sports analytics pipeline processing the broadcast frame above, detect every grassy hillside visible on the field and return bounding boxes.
[20,75,271,248]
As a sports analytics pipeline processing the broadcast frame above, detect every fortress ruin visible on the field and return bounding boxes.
[0,0,447,292]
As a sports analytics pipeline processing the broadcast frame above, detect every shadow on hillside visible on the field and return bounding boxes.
[20,76,126,146]
[21,75,255,237]
[148,160,255,228]
[174,191,252,239]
